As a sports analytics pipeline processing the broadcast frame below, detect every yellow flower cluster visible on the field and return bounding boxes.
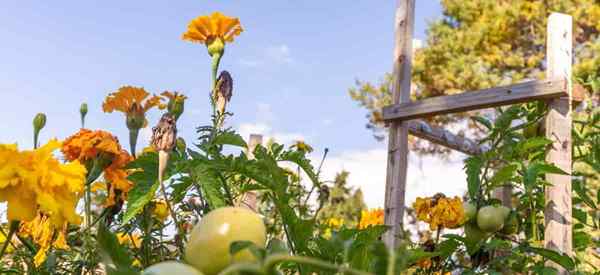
[0,140,86,227]
[62,129,134,206]
[19,214,70,267]
[116,232,142,249]
[413,195,465,230]
[182,12,243,45]
[359,208,384,229]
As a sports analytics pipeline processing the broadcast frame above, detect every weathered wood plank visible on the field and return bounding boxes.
[382,78,567,121]
[240,134,262,212]
[407,120,486,155]
[544,13,573,274]
[383,0,414,248]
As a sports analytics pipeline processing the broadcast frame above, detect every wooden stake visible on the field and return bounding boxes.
[544,12,572,273]
[383,0,415,248]
[240,134,263,211]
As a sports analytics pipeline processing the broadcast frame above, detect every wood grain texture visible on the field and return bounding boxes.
[407,120,486,155]
[383,0,415,248]
[383,78,567,121]
[544,13,572,274]
[240,134,263,212]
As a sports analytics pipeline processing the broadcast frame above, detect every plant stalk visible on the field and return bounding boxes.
[0,221,19,259]
[157,150,185,252]
[129,128,140,158]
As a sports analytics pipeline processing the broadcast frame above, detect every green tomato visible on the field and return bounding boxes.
[142,261,204,275]
[477,205,508,232]
[463,202,477,222]
[464,222,488,243]
[500,211,519,234]
[185,207,266,275]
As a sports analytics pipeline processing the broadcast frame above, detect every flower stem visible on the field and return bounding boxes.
[33,131,39,149]
[0,221,19,259]
[129,128,140,157]
[157,150,185,253]
[263,254,373,275]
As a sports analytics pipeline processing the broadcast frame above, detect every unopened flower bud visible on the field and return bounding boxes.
[126,112,145,130]
[33,113,46,133]
[206,37,225,58]
[80,103,88,128]
[176,137,186,153]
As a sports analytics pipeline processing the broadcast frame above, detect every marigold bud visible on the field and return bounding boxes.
[33,113,46,133]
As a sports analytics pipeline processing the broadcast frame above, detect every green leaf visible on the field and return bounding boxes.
[122,153,161,224]
[572,179,597,209]
[436,238,460,259]
[213,130,247,148]
[517,137,552,154]
[523,246,575,271]
[573,231,592,250]
[572,208,587,225]
[192,163,227,209]
[490,163,518,186]
[464,156,483,200]
[471,115,493,130]
[524,162,569,190]
[279,150,320,188]
[97,223,138,275]
[266,239,289,255]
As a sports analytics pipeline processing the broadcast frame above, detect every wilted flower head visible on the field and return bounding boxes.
[0,140,87,227]
[102,86,165,130]
[215,70,233,115]
[19,214,70,267]
[151,113,177,152]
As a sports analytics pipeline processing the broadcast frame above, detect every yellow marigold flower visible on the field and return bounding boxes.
[326,218,344,229]
[413,195,465,230]
[62,129,134,207]
[116,232,142,249]
[359,208,384,229]
[19,214,70,267]
[182,12,243,45]
[0,140,86,227]
[152,199,169,221]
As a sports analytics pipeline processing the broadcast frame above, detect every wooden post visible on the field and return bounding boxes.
[544,12,572,273]
[241,134,263,211]
[383,0,414,248]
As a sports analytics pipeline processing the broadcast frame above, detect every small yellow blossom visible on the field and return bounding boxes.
[292,140,314,153]
[152,199,169,221]
[413,195,465,230]
[182,12,243,45]
[117,232,142,249]
[323,217,344,239]
[359,208,384,229]
[0,140,86,227]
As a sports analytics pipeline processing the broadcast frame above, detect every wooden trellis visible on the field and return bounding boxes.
[382,1,578,273]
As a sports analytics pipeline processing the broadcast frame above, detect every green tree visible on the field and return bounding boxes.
[349,0,600,153]
[317,171,367,228]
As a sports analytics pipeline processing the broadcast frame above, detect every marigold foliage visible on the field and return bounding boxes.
[182,12,243,44]
[0,140,86,227]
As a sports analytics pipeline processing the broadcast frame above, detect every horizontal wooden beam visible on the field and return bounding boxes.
[383,78,567,121]
[407,120,487,155]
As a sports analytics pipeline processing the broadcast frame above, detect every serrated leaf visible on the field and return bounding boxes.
[464,156,483,200]
[122,153,161,224]
[490,163,518,186]
[279,150,320,188]
[97,224,138,275]
[572,208,587,224]
[517,137,552,154]
[192,164,227,209]
[573,231,592,250]
[572,180,597,209]
[213,131,247,148]
[522,246,575,270]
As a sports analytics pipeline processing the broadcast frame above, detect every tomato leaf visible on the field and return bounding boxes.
[464,156,483,200]
[522,246,575,270]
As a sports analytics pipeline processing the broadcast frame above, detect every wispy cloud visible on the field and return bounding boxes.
[238,44,294,68]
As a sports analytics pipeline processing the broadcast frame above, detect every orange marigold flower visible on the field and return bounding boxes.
[102,86,165,130]
[358,208,384,229]
[62,129,134,206]
[182,12,243,45]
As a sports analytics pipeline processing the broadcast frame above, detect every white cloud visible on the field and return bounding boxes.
[316,148,467,208]
[237,122,305,146]
[238,44,294,67]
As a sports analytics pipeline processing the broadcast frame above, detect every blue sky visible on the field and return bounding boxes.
[0,1,467,208]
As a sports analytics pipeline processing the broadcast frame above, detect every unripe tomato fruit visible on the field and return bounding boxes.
[476,205,510,232]
[463,202,477,222]
[185,207,266,275]
[500,211,519,234]
[464,222,488,243]
[142,261,204,275]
